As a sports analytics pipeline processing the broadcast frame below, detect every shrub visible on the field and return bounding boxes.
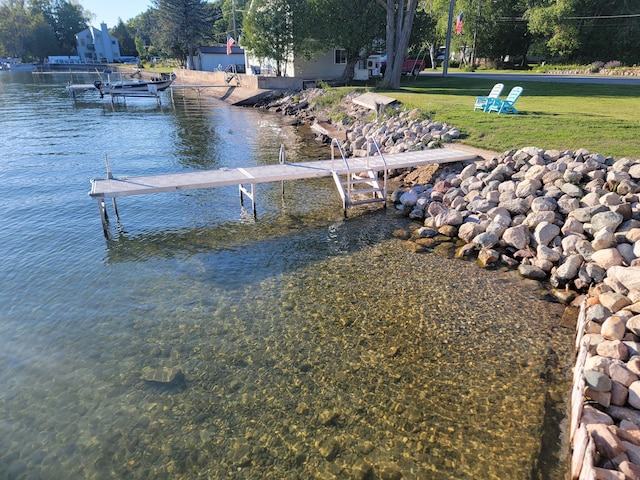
[604,60,621,69]
[589,61,604,73]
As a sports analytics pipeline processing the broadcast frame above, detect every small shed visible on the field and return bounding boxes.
[196,45,246,73]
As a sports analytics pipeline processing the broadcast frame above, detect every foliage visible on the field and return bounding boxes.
[243,0,318,76]
[212,0,247,44]
[0,0,88,59]
[110,19,136,56]
[151,0,215,68]
[309,0,385,82]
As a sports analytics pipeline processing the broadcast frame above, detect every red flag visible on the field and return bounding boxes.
[226,35,236,55]
[455,12,464,35]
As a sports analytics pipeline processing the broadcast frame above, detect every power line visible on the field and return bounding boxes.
[498,13,640,22]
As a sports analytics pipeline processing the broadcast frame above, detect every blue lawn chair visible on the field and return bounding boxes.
[473,83,504,111]
[487,86,523,114]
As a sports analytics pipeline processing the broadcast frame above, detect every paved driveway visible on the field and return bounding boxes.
[422,71,640,86]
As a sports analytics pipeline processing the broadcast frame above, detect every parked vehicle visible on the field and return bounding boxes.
[380,58,426,76]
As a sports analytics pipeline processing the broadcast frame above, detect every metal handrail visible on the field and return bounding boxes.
[330,138,349,172]
[366,135,388,202]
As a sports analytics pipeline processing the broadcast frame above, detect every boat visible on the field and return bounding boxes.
[94,72,175,97]
[0,58,36,71]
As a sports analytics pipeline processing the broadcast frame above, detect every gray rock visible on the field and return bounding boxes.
[523,211,556,229]
[518,264,547,280]
[515,179,541,198]
[556,254,583,280]
[563,169,583,184]
[434,209,463,227]
[586,263,607,283]
[575,239,595,261]
[561,217,584,235]
[585,370,613,392]
[592,228,615,250]
[500,198,530,215]
[457,222,484,243]
[467,198,496,213]
[557,195,580,214]
[141,366,185,384]
[531,196,557,212]
[561,183,583,198]
[416,227,439,238]
[533,221,561,246]
[608,266,640,291]
[502,224,530,250]
[586,304,611,323]
[570,205,610,223]
[537,244,561,263]
[472,232,499,249]
[591,211,624,233]
[400,190,419,207]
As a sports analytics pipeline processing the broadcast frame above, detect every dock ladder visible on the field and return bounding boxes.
[330,136,388,216]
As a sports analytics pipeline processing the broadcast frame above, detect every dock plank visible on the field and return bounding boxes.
[89,148,477,199]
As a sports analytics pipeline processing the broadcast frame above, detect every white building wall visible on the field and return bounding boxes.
[291,50,345,79]
[245,49,345,79]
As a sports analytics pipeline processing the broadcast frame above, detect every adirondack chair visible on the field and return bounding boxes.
[473,83,504,111]
[487,86,523,114]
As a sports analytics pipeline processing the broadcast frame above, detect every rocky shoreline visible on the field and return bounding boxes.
[256,88,640,479]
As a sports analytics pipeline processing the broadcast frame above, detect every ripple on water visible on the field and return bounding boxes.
[0,74,573,479]
[1,234,572,479]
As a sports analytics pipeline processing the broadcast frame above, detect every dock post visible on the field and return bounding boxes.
[279,144,286,201]
[239,183,257,218]
[105,153,113,179]
[103,154,120,222]
[97,199,110,238]
[112,198,120,221]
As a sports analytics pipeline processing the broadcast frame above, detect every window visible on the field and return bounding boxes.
[334,49,347,65]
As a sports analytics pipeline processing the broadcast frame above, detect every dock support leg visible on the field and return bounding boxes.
[112,197,120,221]
[239,183,257,218]
[97,199,110,238]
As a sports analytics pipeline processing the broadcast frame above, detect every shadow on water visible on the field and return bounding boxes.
[104,207,410,290]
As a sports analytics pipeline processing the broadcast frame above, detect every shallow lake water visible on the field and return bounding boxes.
[0,70,574,479]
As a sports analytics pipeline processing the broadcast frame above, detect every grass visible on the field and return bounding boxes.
[338,75,640,160]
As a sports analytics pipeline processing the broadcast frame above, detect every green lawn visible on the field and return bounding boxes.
[369,76,640,159]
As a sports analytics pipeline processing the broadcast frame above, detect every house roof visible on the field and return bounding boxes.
[198,45,244,55]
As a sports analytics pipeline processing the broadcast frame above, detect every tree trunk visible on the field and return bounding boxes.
[377,0,419,89]
[341,57,360,85]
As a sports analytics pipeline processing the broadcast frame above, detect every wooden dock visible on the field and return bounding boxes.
[89,147,478,236]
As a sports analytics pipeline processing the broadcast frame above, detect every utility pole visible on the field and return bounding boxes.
[443,0,455,76]
[471,0,481,68]
[232,0,237,40]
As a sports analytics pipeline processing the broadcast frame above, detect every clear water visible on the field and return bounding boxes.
[0,71,573,479]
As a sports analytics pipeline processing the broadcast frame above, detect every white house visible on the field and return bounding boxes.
[245,48,348,79]
[75,23,121,63]
[195,45,246,72]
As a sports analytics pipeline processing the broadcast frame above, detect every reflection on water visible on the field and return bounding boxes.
[0,71,573,479]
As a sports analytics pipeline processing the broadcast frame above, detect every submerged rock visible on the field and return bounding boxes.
[141,366,185,384]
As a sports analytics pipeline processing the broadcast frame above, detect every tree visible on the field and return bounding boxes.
[0,0,31,58]
[49,0,90,54]
[243,0,314,76]
[111,18,137,56]
[310,0,386,83]
[378,0,420,89]
[152,0,215,68]
[25,13,58,60]
[526,0,640,64]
